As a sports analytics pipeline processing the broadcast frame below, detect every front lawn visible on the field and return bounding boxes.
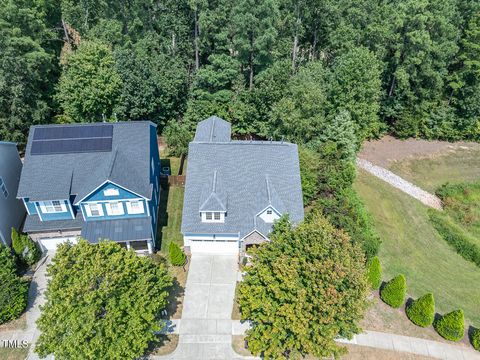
[354,170,480,325]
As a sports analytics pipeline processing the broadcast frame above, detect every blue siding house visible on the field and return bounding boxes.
[16,121,160,253]
[0,142,26,246]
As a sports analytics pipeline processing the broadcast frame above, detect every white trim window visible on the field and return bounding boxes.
[126,200,144,214]
[85,203,104,217]
[0,177,8,198]
[202,211,225,223]
[103,188,119,196]
[106,202,124,216]
[40,200,67,213]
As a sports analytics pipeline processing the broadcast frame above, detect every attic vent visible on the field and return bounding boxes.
[104,188,119,196]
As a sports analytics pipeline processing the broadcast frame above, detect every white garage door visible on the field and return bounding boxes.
[189,240,239,254]
[38,236,78,252]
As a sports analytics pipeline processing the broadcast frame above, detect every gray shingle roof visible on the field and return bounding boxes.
[81,217,152,243]
[182,117,304,239]
[23,213,84,232]
[17,121,155,202]
[194,116,232,142]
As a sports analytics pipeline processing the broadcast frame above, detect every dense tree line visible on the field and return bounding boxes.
[1,0,479,146]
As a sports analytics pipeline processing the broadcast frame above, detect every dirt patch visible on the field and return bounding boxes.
[0,313,26,333]
[343,344,433,359]
[232,335,253,356]
[166,257,190,319]
[148,334,179,356]
[359,135,480,167]
[362,292,471,348]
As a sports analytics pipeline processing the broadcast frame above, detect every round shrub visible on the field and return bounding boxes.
[169,242,186,266]
[470,327,480,351]
[366,256,381,289]
[434,309,464,341]
[380,274,406,308]
[406,293,435,327]
[0,246,28,324]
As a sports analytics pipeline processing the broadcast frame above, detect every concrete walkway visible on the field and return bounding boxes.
[357,158,443,210]
[0,254,52,359]
[339,330,480,360]
[153,254,241,359]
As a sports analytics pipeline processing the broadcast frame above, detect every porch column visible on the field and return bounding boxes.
[147,240,153,254]
[126,241,131,250]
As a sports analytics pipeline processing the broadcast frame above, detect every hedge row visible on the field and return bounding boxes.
[11,228,40,266]
[429,211,480,268]
[0,246,28,324]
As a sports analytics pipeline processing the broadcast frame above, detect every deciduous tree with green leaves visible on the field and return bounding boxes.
[55,40,122,123]
[238,213,368,359]
[35,240,172,360]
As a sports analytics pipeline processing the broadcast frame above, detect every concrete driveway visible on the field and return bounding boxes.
[154,254,254,359]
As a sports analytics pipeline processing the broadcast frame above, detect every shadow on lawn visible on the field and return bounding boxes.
[156,182,170,251]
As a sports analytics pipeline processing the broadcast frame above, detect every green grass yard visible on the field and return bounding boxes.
[354,170,480,325]
[158,185,184,254]
[389,147,480,193]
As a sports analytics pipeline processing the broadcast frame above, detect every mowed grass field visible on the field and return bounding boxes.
[389,147,480,193]
[354,169,480,325]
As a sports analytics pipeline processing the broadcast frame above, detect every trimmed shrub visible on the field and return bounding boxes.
[169,242,186,266]
[406,293,435,327]
[470,327,480,351]
[380,274,406,308]
[366,256,381,289]
[434,310,465,341]
[11,228,41,266]
[0,246,29,324]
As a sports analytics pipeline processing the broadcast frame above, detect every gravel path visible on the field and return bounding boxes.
[357,158,443,210]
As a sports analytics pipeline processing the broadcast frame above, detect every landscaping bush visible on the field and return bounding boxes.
[11,228,41,266]
[169,242,186,266]
[434,309,465,341]
[470,327,480,351]
[406,293,435,327]
[0,246,29,324]
[366,256,381,289]
[380,274,406,308]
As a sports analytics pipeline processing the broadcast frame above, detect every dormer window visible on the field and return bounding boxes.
[202,211,225,223]
[259,206,280,223]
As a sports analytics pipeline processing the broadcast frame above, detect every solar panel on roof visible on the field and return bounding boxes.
[33,124,113,140]
[31,124,113,155]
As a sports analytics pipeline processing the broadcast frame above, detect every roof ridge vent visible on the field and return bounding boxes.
[209,117,216,142]
[212,170,217,192]
[266,175,271,204]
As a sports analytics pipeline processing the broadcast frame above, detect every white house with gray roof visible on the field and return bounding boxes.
[181,116,304,254]
[0,142,25,246]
